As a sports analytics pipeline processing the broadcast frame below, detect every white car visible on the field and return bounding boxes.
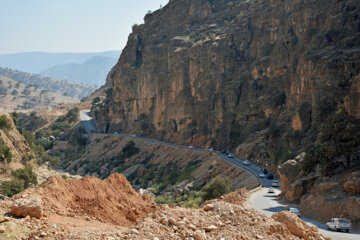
[243,160,250,166]
[227,153,234,158]
[207,148,214,151]
[259,172,265,178]
[188,145,194,149]
[272,180,279,187]
[130,134,136,137]
[289,208,301,218]
[268,187,275,193]
[326,218,351,232]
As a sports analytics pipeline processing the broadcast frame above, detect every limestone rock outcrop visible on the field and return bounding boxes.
[93,0,360,151]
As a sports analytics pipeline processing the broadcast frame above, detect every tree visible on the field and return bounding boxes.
[202,176,231,200]
[122,141,140,158]
[318,112,360,168]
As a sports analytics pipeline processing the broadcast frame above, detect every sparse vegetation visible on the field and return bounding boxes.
[0,114,12,131]
[302,109,360,174]
[0,138,12,163]
[92,97,100,105]
[274,146,295,165]
[1,166,37,197]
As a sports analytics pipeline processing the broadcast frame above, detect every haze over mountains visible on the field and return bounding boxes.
[40,56,117,86]
[0,50,121,86]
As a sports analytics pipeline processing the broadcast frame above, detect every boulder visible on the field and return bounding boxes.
[278,156,303,202]
[272,211,328,240]
[203,204,214,211]
[11,197,42,219]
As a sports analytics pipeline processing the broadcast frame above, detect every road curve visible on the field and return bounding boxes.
[250,188,360,240]
[80,110,97,133]
[79,112,359,239]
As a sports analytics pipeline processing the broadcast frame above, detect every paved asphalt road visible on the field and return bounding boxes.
[80,110,97,133]
[79,110,359,239]
[250,188,360,240]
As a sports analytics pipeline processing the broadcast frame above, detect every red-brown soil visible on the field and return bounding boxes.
[13,173,157,227]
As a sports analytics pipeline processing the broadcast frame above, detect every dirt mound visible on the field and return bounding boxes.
[117,201,329,240]
[13,173,157,227]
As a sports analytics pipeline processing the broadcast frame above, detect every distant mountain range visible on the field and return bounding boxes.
[40,56,117,86]
[0,67,95,100]
[0,51,121,86]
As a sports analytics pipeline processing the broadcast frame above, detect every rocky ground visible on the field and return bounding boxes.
[0,172,328,240]
[60,134,259,195]
[278,154,360,230]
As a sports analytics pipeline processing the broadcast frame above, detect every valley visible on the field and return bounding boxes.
[0,0,359,239]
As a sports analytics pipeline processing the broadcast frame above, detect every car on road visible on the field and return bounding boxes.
[227,153,234,158]
[207,148,214,151]
[221,149,227,153]
[260,168,268,175]
[243,160,250,166]
[267,173,274,179]
[188,145,194,149]
[130,134,136,137]
[268,187,275,193]
[289,208,301,218]
[326,218,351,232]
[259,172,265,178]
[272,180,279,187]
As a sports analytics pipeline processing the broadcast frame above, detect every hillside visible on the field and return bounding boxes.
[0,51,121,73]
[0,74,78,112]
[90,0,360,229]
[0,113,37,181]
[0,67,95,99]
[40,56,117,87]
[0,173,327,239]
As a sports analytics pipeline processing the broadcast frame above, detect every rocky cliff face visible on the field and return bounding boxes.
[278,155,360,229]
[94,0,359,152]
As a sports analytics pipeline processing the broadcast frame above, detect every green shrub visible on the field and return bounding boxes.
[202,176,231,201]
[274,91,286,106]
[92,97,100,105]
[0,138,12,163]
[77,136,88,146]
[65,108,79,124]
[11,166,37,188]
[265,124,281,140]
[23,130,35,146]
[0,115,12,131]
[310,54,321,62]
[303,144,325,174]
[122,141,140,158]
[1,180,25,197]
[264,43,275,56]
[274,146,295,164]
[318,111,360,168]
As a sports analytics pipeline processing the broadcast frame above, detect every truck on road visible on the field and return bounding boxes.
[326,218,351,232]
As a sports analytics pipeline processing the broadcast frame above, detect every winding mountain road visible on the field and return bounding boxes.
[79,110,360,239]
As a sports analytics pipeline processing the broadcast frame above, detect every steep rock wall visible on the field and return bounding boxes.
[93,0,360,150]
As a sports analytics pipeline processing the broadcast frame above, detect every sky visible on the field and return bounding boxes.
[0,0,169,54]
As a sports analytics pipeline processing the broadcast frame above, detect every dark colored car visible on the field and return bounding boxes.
[261,168,268,174]
[267,173,274,179]
[221,149,227,153]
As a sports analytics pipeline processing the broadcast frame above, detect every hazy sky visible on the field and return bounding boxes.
[0,0,169,54]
